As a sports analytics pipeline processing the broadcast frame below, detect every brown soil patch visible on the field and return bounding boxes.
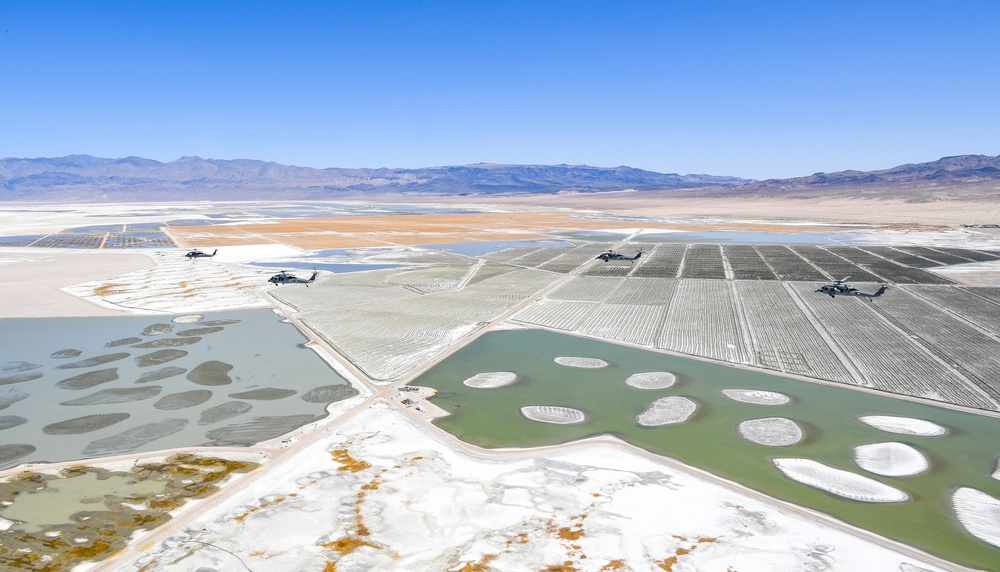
[557,526,584,541]
[165,208,923,251]
[93,283,127,296]
[249,550,277,559]
[542,563,579,572]
[320,536,379,571]
[169,211,636,250]
[234,496,286,522]
[330,449,371,472]
[655,536,717,571]
[457,553,498,571]
[429,192,992,228]
[0,455,254,571]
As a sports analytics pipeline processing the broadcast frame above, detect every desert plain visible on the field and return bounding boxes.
[1,193,1000,572]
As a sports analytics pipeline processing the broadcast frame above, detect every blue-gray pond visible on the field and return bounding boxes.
[0,310,357,470]
[416,329,1000,570]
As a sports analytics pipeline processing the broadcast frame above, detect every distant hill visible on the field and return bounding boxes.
[685,154,1000,201]
[3,154,998,203]
[0,155,750,202]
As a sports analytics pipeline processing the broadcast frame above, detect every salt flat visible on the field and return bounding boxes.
[123,402,952,572]
[1,200,998,571]
[0,249,155,317]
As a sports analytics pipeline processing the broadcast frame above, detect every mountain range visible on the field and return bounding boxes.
[1,154,998,202]
[726,154,1000,200]
[0,156,747,202]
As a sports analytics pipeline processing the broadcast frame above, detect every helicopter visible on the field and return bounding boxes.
[185,249,217,259]
[815,277,888,300]
[268,270,318,286]
[596,249,642,262]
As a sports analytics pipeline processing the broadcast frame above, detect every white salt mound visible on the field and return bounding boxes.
[635,396,696,426]
[554,356,608,368]
[773,458,909,503]
[858,415,946,436]
[737,417,802,446]
[852,442,929,477]
[625,372,676,389]
[463,372,519,389]
[172,314,204,324]
[951,487,1000,548]
[722,389,790,405]
[521,406,586,425]
[993,458,1000,481]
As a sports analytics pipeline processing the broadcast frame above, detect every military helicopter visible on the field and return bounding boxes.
[596,249,643,262]
[185,249,217,259]
[815,277,888,300]
[268,270,318,286]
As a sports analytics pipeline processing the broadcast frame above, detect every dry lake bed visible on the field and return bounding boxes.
[1,201,999,571]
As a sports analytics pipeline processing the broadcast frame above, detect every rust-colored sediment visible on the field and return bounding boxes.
[330,449,371,473]
[170,210,855,249]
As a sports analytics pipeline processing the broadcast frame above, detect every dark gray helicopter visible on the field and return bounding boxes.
[815,277,888,300]
[596,249,642,262]
[268,270,318,286]
[185,249,217,259]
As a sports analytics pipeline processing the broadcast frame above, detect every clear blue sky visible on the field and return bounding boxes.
[2,1,998,179]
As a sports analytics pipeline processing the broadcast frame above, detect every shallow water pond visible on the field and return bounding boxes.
[416,329,1000,570]
[0,310,357,470]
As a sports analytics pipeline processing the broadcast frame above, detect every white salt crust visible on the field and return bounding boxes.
[635,396,697,426]
[520,405,586,425]
[951,487,1000,549]
[737,417,803,446]
[852,442,929,477]
[773,458,909,503]
[722,389,790,405]
[553,356,608,368]
[858,415,946,436]
[625,372,677,390]
[462,372,519,388]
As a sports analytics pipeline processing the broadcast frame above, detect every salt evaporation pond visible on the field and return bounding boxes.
[630,229,859,244]
[416,329,1000,570]
[0,310,358,470]
[419,239,575,257]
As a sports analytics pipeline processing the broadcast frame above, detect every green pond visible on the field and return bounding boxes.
[416,329,1000,570]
